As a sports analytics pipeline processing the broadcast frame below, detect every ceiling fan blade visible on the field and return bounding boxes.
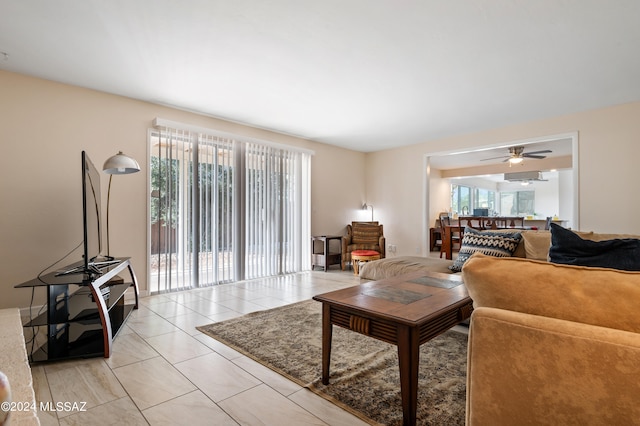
[480,155,509,161]
[523,154,547,159]
[524,150,552,155]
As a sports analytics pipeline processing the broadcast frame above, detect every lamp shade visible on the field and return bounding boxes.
[103,151,140,174]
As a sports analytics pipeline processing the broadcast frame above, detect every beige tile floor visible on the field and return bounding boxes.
[29,269,375,426]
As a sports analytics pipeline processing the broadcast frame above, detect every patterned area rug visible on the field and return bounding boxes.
[197,300,467,426]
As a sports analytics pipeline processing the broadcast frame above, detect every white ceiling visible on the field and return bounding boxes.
[1,1,639,152]
[428,137,573,169]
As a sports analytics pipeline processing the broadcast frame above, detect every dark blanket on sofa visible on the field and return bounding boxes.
[549,223,640,271]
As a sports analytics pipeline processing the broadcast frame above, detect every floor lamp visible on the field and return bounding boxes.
[103,151,140,259]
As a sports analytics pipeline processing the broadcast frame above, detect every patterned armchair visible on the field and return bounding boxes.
[341,221,385,270]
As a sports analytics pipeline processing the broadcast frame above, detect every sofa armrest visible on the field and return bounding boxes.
[467,307,640,425]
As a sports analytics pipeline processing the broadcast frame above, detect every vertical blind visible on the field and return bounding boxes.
[149,125,311,293]
[245,143,311,279]
[150,128,195,292]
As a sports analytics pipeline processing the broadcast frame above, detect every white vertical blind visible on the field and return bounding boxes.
[244,143,311,279]
[196,134,236,285]
[149,128,196,292]
[149,124,311,293]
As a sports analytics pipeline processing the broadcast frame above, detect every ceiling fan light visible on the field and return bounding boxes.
[509,157,523,164]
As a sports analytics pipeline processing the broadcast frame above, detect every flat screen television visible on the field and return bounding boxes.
[82,150,103,273]
[473,208,489,216]
[57,151,105,276]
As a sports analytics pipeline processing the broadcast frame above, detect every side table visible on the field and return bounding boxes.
[311,235,342,271]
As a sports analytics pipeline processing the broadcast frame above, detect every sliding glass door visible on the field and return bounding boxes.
[149,126,311,293]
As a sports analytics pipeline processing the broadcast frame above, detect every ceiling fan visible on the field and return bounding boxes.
[481,146,552,165]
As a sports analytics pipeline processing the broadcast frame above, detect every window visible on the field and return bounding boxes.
[149,124,311,293]
[452,185,495,215]
[451,185,471,215]
[473,188,495,213]
[500,191,535,216]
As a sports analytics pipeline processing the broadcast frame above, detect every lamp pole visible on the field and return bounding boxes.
[102,151,140,259]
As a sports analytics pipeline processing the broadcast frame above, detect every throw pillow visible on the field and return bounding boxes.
[449,227,522,272]
[549,223,640,271]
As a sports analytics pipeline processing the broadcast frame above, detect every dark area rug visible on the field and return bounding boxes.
[197,299,467,426]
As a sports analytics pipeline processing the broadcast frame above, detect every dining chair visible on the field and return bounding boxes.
[439,214,462,258]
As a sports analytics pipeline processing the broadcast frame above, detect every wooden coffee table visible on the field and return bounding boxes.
[312,270,473,426]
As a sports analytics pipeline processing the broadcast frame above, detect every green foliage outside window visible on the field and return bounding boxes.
[150,155,180,227]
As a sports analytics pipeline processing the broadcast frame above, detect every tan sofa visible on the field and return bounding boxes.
[462,253,640,425]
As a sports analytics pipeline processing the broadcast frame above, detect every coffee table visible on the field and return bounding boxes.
[312,270,472,426]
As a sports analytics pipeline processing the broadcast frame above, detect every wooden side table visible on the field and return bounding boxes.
[311,235,342,271]
[351,249,381,275]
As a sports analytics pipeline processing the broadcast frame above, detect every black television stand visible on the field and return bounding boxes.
[93,259,121,266]
[15,257,139,363]
[55,259,121,277]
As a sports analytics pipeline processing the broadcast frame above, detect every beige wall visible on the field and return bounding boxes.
[3,68,639,310]
[0,70,365,309]
[365,101,640,257]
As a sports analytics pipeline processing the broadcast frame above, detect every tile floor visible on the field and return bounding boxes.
[28,269,374,426]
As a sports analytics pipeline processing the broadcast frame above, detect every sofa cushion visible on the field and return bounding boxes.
[520,230,551,260]
[449,227,522,272]
[549,223,640,271]
[462,253,640,333]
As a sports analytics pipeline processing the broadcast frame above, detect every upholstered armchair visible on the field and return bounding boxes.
[341,221,385,270]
